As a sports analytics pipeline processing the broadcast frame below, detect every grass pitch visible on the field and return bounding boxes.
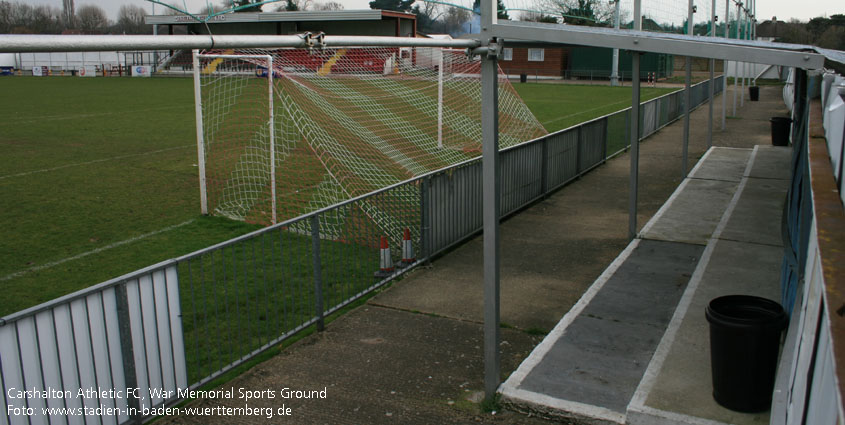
[0,76,674,317]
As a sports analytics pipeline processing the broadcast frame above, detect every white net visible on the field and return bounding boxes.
[196,47,547,232]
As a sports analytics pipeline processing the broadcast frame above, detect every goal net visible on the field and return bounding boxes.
[194,47,546,239]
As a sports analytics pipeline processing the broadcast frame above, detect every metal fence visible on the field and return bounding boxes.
[0,76,722,425]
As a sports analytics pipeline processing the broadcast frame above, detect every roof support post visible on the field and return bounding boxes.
[682,0,694,178]
[610,0,621,87]
[628,0,642,240]
[722,0,729,129]
[708,0,716,148]
[480,0,501,404]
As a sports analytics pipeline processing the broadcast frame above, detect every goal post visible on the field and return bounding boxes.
[192,49,207,216]
[193,51,278,224]
[193,46,547,230]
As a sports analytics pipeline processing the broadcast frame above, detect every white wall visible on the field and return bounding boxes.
[0,53,15,67]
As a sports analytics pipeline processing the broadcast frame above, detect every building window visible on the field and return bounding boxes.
[502,48,513,61]
[527,48,544,62]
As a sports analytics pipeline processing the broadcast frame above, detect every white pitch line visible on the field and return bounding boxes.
[541,99,630,126]
[0,144,193,180]
[0,105,192,126]
[0,219,196,282]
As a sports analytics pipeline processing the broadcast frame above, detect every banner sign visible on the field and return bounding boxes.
[132,65,152,77]
[32,66,48,76]
[78,66,97,77]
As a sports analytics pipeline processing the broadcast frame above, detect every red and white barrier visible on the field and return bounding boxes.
[400,228,415,266]
[374,236,394,278]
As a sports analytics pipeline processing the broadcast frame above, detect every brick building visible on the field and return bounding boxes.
[498,45,568,78]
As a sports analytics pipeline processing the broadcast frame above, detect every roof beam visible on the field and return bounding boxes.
[490,21,824,69]
[0,34,480,53]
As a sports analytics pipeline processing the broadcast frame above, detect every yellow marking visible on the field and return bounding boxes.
[317,49,347,76]
[202,49,235,74]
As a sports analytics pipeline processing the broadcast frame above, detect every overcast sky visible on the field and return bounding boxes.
[25,0,844,23]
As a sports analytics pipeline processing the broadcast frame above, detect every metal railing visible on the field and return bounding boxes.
[0,76,722,425]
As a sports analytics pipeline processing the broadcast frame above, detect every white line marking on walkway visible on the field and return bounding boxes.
[500,239,642,392]
[0,145,193,180]
[0,219,195,282]
[627,146,759,424]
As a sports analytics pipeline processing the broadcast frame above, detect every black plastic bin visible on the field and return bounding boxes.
[520,73,527,83]
[770,117,791,146]
[706,295,787,413]
[749,86,759,101]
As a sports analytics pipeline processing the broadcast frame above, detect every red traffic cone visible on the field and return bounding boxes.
[374,236,394,279]
[399,228,415,267]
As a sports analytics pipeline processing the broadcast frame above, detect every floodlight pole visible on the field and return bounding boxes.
[628,0,642,240]
[682,0,694,178]
[722,0,729,130]
[610,0,621,87]
[708,0,715,148]
[480,0,501,403]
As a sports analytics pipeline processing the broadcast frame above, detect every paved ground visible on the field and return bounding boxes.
[159,84,788,424]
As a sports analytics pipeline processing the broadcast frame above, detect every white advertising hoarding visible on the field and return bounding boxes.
[132,65,152,77]
[78,66,97,77]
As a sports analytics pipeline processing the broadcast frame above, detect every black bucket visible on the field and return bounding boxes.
[770,117,791,146]
[706,295,787,413]
[749,86,759,101]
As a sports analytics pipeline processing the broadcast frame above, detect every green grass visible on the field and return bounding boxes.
[512,83,675,133]
[0,77,670,319]
[0,76,673,385]
[0,77,204,315]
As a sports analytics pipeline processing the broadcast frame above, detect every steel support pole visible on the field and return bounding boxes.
[708,0,716,147]
[732,2,740,116]
[722,0,729,129]
[740,7,745,106]
[629,0,642,241]
[682,0,693,178]
[480,0,500,402]
[311,215,324,332]
[610,0,621,87]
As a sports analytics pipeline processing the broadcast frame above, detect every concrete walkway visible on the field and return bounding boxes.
[160,84,790,424]
[501,145,790,424]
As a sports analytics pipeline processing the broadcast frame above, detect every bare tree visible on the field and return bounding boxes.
[273,0,313,11]
[63,0,74,28]
[202,3,229,15]
[30,5,63,33]
[538,0,613,26]
[441,6,471,36]
[520,11,558,23]
[0,1,17,33]
[0,1,65,33]
[116,4,148,34]
[817,26,845,50]
[312,1,344,11]
[76,3,109,33]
